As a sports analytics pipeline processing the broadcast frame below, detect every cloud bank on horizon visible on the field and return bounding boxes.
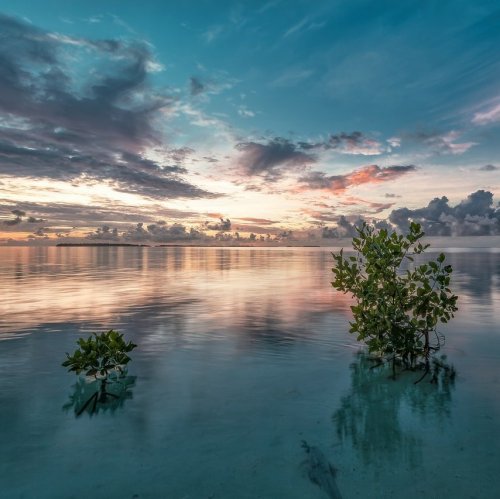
[0,1,499,244]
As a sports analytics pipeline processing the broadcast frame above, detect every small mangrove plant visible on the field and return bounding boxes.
[62,330,137,415]
[332,222,458,381]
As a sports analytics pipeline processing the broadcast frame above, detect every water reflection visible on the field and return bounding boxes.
[63,375,136,417]
[332,352,454,470]
[0,248,498,343]
[446,252,500,300]
[0,247,353,342]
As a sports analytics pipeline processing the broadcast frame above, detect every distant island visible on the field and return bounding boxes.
[56,243,151,247]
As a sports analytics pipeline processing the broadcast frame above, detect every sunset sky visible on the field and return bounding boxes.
[0,0,499,244]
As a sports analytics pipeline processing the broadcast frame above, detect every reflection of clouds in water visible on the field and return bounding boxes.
[1,248,499,348]
[446,252,500,300]
[333,352,454,470]
[0,247,352,340]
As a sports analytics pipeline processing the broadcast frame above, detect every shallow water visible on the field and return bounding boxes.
[0,246,499,498]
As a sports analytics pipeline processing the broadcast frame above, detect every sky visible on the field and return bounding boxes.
[0,0,499,244]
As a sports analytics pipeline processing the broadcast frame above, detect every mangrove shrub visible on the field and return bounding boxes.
[332,222,458,380]
[62,330,137,414]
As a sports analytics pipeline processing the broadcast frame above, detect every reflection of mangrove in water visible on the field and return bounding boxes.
[63,375,136,417]
[332,352,454,469]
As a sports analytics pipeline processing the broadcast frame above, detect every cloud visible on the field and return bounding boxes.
[479,164,498,171]
[283,17,310,38]
[235,137,316,179]
[233,132,384,183]
[27,216,45,223]
[472,101,500,125]
[282,16,326,39]
[321,215,392,238]
[411,130,476,155]
[0,201,200,233]
[1,207,48,229]
[389,190,499,236]
[230,131,390,187]
[0,14,218,201]
[339,197,394,214]
[86,225,120,240]
[204,217,231,231]
[236,217,277,225]
[88,221,205,243]
[187,72,236,99]
[387,137,401,148]
[299,164,416,193]
[237,106,255,118]
[299,131,385,156]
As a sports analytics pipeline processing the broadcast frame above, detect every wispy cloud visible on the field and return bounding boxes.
[472,100,500,125]
[283,17,309,38]
[299,131,385,156]
[283,16,326,39]
[410,130,477,155]
[237,106,255,118]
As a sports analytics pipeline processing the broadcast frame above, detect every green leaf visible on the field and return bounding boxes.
[331,221,457,373]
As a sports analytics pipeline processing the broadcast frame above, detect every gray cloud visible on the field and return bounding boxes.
[408,130,476,155]
[235,137,315,179]
[389,190,499,236]
[2,208,42,226]
[320,191,499,238]
[87,221,204,243]
[0,201,200,234]
[86,225,123,241]
[0,14,217,200]
[204,217,231,231]
[479,164,498,171]
[321,216,392,238]
[299,165,416,192]
[232,133,395,183]
[298,131,383,155]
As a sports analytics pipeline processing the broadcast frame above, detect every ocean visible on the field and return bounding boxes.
[0,246,499,498]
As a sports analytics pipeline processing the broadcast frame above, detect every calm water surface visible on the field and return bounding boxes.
[0,247,499,498]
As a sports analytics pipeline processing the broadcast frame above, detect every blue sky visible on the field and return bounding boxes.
[0,1,499,243]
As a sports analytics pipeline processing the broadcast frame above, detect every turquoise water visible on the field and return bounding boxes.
[0,247,499,498]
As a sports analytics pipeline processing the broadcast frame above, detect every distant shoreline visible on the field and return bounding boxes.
[0,236,498,249]
[53,243,323,248]
[56,243,151,247]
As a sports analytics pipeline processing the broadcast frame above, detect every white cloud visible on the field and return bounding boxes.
[472,101,500,125]
[283,17,309,38]
[387,137,401,148]
[238,106,255,118]
[440,131,477,155]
